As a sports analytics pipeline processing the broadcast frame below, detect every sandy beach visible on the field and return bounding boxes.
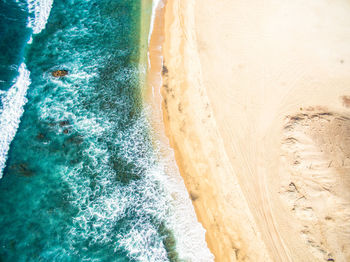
[148,0,350,261]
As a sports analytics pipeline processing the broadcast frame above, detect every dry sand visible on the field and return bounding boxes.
[148,0,350,261]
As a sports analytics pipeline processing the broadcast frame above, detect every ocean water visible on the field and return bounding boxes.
[0,0,213,261]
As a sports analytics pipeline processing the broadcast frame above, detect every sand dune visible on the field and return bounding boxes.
[149,0,350,260]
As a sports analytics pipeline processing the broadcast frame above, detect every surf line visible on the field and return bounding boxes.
[0,0,53,177]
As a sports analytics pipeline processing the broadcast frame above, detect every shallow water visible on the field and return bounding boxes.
[0,0,31,91]
[0,0,214,261]
[0,0,177,260]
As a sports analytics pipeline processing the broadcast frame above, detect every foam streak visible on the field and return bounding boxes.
[0,0,53,177]
[27,0,54,34]
[0,63,30,177]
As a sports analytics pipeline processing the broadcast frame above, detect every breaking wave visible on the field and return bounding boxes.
[0,0,214,261]
[0,0,53,177]
[0,64,30,177]
[27,0,53,34]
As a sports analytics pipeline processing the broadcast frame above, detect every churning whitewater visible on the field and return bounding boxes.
[0,0,52,176]
[0,63,30,177]
[0,0,213,261]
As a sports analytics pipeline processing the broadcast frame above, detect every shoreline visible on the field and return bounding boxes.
[139,0,152,93]
[148,0,350,261]
[144,1,214,260]
[156,1,271,261]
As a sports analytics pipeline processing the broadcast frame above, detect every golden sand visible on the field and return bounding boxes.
[148,0,350,261]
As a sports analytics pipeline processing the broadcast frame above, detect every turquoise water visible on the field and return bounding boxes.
[0,0,180,261]
[0,0,31,91]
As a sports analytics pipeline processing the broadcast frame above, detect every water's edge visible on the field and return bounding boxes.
[0,0,213,261]
[144,0,215,260]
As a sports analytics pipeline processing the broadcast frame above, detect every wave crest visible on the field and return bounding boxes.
[0,63,30,177]
[27,0,53,34]
[0,0,53,177]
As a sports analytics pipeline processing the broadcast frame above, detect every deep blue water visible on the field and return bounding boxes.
[0,0,180,261]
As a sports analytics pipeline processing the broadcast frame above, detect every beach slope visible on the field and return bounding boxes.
[159,0,350,261]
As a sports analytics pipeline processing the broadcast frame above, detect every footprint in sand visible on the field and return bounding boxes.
[279,109,350,261]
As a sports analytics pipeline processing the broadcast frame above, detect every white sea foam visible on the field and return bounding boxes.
[147,0,163,70]
[0,1,213,260]
[0,63,30,177]
[0,0,53,177]
[147,115,215,261]
[145,0,214,259]
[56,108,212,261]
[148,0,164,45]
[27,0,53,34]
